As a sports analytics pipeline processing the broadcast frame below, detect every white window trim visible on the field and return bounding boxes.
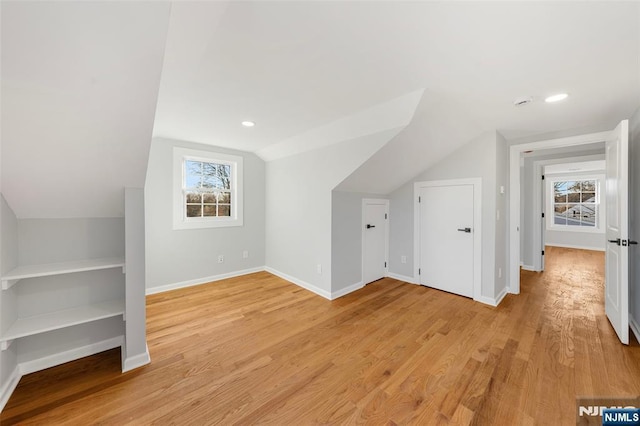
[173,147,243,230]
[545,174,605,234]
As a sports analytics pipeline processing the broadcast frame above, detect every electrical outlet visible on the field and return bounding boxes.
[218,255,224,263]
[242,250,249,259]
[316,264,322,274]
[401,255,407,264]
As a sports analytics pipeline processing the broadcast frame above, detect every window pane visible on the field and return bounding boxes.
[580,205,596,226]
[218,204,231,217]
[582,181,596,192]
[186,193,201,203]
[185,161,202,188]
[202,193,216,203]
[554,182,567,202]
[567,181,581,193]
[217,192,231,203]
[203,205,216,217]
[582,192,595,202]
[567,192,581,203]
[186,205,202,217]
[219,165,231,190]
[202,162,219,188]
[565,204,580,226]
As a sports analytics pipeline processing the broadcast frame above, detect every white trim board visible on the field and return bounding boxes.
[264,267,332,300]
[331,281,364,299]
[630,316,640,344]
[386,272,418,284]
[521,265,536,272]
[475,287,508,307]
[122,344,150,373]
[1,336,123,413]
[413,178,483,303]
[146,267,264,295]
[509,131,610,294]
[0,366,20,413]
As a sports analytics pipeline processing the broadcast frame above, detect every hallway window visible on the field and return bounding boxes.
[547,176,604,232]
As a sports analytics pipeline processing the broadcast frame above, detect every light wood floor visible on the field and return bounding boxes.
[2,246,640,425]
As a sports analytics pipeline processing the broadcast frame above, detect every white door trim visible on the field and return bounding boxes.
[414,178,482,301]
[362,198,389,285]
[531,154,606,271]
[509,131,610,294]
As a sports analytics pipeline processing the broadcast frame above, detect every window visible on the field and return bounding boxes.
[173,147,243,229]
[546,176,604,233]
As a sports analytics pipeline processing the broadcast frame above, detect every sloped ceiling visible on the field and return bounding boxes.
[1,1,171,218]
[2,1,639,216]
[154,1,639,194]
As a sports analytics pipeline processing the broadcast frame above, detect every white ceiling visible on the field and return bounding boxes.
[153,1,640,193]
[2,1,639,217]
[1,2,171,218]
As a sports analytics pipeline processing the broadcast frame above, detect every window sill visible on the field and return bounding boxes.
[173,217,243,230]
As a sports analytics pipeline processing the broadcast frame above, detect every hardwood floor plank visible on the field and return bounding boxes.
[3,247,639,425]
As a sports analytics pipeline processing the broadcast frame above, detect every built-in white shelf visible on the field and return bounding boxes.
[1,257,125,290]
[0,298,125,350]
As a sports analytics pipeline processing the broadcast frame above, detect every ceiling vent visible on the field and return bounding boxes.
[514,96,533,107]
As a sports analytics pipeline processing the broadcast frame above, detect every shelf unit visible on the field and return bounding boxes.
[1,257,125,290]
[0,259,126,351]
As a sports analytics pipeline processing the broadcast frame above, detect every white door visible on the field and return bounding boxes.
[605,119,629,344]
[419,184,474,298]
[362,200,388,285]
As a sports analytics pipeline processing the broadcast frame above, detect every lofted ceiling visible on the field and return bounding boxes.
[1,1,639,217]
[1,1,171,218]
[154,1,640,193]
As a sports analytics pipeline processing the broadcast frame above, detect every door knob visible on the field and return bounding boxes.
[366,224,375,229]
[457,227,471,233]
[608,238,621,245]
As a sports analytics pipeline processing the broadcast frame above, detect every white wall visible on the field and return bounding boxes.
[388,131,504,300]
[265,129,394,296]
[331,191,386,293]
[630,106,640,332]
[145,138,265,292]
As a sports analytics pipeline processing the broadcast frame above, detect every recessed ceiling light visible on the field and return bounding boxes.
[545,93,568,103]
[241,121,255,127]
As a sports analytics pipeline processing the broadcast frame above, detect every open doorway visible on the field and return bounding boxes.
[509,122,632,345]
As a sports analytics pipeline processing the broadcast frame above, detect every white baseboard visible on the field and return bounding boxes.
[521,264,536,272]
[0,365,20,413]
[630,316,640,344]
[122,344,150,373]
[264,267,332,300]
[386,272,417,284]
[475,287,507,307]
[1,336,123,413]
[146,266,265,295]
[331,281,363,299]
[545,243,605,252]
[19,336,123,376]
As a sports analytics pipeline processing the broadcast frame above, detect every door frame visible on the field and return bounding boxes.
[361,198,389,285]
[508,131,610,294]
[529,154,606,271]
[414,178,483,301]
